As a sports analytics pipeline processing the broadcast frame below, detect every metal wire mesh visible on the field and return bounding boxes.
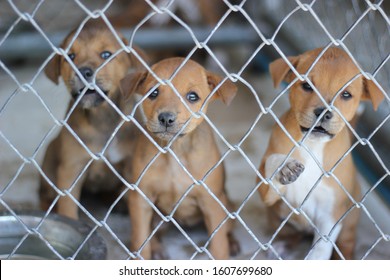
[0,0,389,260]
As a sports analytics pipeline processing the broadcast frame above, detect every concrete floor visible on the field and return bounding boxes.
[1,63,390,260]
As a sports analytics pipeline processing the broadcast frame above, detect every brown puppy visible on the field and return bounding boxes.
[39,19,146,219]
[120,57,238,259]
[258,47,384,259]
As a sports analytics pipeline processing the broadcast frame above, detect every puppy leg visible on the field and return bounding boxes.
[128,191,154,260]
[263,154,305,205]
[56,161,88,219]
[199,192,230,259]
[39,139,60,211]
[333,207,359,259]
[305,218,342,260]
[226,201,240,257]
[150,214,168,260]
[228,231,240,257]
[150,234,165,260]
[266,206,306,259]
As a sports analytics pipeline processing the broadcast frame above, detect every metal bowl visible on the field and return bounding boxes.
[0,211,107,260]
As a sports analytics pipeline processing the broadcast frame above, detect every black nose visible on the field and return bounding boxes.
[314,107,333,121]
[79,67,94,80]
[158,112,176,128]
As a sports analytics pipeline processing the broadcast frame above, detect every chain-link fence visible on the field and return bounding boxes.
[0,0,389,260]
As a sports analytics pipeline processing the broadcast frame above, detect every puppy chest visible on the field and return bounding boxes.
[157,191,201,225]
[84,161,121,192]
[106,138,124,164]
[148,158,202,224]
[284,143,336,228]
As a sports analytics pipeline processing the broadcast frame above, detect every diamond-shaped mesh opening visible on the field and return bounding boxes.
[0,86,59,156]
[355,203,390,259]
[0,12,56,78]
[0,0,389,261]
[0,162,40,212]
[0,132,25,191]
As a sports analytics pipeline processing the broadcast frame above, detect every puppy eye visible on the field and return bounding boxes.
[186,91,200,103]
[68,53,76,61]
[341,91,352,100]
[302,82,313,92]
[100,51,112,60]
[148,88,159,100]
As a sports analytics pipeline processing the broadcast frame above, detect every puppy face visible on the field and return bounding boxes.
[45,19,137,109]
[120,57,237,142]
[270,47,384,141]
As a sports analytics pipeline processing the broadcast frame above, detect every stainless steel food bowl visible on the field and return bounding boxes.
[0,211,107,260]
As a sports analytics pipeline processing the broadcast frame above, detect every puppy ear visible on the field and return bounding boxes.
[120,71,147,100]
[207,72,237,106]
[44,54,61,84]
[362,78,385,111]
[269,56,299,88]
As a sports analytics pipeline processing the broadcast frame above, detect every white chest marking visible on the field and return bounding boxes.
[106,138,123,164]
[287,142,329,212]
[265,140,342,259]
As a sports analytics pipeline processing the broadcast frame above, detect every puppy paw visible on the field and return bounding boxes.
[277,159,305,185]
[267,241,289,260]
[151,236,167,260]
[228,233,241,257]
[152,249,167,260]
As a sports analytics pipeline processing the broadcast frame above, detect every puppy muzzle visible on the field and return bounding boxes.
[300,125,334,139]
[146,112,188,142]
[300,107,338,140]
[71,87,108,109]
[70,67,109,109]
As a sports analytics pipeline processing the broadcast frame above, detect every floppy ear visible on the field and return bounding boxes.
[44,54,62,84]
[207,72,237,106]
[120,71,147,100]
[362,78,385,111]
[269,56,299,88]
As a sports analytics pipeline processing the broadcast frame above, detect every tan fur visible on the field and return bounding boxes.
[258,47,384,259]
[39,19,147,219]
[120,57,239,259]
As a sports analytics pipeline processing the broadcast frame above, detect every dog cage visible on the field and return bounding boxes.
[0,0,389,260]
